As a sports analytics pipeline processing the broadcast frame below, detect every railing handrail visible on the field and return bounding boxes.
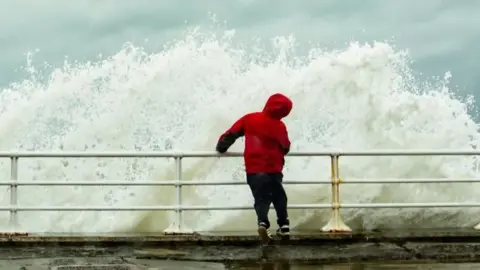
[3,149,480,234]
[0,149,479,158]
[0,180,330,186]
[3,202,480,212]
[2,178,480,186]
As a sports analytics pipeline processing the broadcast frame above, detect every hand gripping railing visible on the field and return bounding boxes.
[1,150,480,234]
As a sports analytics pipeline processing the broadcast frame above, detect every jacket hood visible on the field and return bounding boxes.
[262,93,292,119]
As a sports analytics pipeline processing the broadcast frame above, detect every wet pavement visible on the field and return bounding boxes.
[2,243,480,269]
[0,258,225,270]
[2,260,480,270]
[228,262,480,269]
[3,242,480,263]
[6,228,480,244]
[0,229,480,269]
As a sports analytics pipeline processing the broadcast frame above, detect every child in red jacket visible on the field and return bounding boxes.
[216,93,292,243]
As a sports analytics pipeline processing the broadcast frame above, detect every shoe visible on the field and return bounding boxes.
[276,225,290,237]
[257,222,273,243]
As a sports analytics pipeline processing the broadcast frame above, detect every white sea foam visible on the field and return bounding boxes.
[0,29,479,233]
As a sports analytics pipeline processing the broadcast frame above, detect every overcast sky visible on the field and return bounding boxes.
[1,0,479,96]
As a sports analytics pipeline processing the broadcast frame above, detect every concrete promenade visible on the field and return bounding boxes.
[2,229,480,269]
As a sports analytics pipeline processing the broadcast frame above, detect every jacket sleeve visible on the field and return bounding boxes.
[277,121,291,155]
[216,115,247,153]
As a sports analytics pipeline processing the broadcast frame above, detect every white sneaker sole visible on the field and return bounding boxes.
[277,230,290,240]
[257,227,273,243]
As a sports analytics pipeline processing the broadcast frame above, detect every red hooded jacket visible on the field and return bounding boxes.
[216,93,293,174]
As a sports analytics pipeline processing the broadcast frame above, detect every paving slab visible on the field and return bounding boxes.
[0,229,480,269]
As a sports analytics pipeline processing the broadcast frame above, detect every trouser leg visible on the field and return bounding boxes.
[270,173,289,227]
[247,173,272,228]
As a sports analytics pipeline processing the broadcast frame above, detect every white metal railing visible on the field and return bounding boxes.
[1,150,480,234]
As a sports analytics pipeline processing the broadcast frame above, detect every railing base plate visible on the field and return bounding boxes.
[321,214,352,233]
[163,222,195,235]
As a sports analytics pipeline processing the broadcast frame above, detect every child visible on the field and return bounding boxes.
[216,93,292,242]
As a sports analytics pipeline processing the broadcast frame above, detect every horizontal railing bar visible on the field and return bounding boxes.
[1,179,480,186]
[0,149,478,158]
[0,204,332,211]
[338,149,480,156]
[340,202,480,208]
[0,202,480,211]
[342,178,480,184]
[0,151,331,158]
[0,180,329,186]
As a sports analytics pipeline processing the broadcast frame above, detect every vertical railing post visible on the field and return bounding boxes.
[174,156,183,232]
[9,156,19,231]
[322,154,352,232]
[164,154,193,234]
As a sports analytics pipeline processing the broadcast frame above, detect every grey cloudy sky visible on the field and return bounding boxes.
[1,0,479,96]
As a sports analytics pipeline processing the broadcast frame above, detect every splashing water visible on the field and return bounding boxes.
[0,28,479,233]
